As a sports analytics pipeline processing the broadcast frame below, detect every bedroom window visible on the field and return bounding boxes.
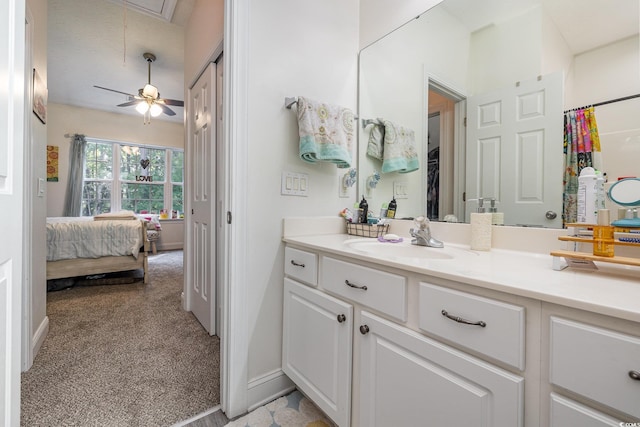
[81,139,184,217]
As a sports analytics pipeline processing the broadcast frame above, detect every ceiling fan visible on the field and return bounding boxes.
[94,52,184,122]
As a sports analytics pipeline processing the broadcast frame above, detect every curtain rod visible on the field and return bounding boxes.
[564,93,640,113]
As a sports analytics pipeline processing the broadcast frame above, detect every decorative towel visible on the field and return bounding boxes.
[297,96,354,168]
[366,120,385,160]
[381,119,419,174]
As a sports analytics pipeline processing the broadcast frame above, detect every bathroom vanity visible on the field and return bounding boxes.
[281,218,640,427]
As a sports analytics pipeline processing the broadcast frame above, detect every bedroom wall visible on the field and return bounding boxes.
[26,0,49,364]
[46,102,185,217]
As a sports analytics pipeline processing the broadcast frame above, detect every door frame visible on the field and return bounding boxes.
[2,0,26,424]
[21,3,33,372]
[220,0,249,418]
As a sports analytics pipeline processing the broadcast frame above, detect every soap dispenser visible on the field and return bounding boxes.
[489,198,504,226]
[470,198,492,251]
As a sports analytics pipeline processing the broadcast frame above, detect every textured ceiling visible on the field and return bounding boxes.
[47,0,194,123]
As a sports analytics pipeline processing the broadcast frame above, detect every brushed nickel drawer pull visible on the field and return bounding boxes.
[359,325,370,335]
[290,260,305,268]
[441,309,487,327]
[337,314,346,323]
[629,370,640,381]
[345,280,367,291]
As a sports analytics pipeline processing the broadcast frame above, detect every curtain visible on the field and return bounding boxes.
[63,133,87,216]
[563,107,602,225]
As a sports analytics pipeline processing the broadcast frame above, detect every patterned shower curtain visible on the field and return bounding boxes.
[563,107,602,225]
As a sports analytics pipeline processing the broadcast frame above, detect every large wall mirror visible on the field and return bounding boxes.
[358,0,640,228]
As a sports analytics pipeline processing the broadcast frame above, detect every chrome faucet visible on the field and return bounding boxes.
[410,216,444,248]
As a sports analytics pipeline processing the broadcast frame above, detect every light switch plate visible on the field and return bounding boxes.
[394,181,408,199]
[281,171,308,196]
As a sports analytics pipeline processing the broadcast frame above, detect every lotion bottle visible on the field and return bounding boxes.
[489,198,504,225]
[470,198,492,251]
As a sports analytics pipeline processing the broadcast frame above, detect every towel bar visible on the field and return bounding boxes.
[284,97,359,119]
[362,118,382,129]
[285,97,298,109]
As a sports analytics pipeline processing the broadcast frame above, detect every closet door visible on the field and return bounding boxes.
[186,62,216,334]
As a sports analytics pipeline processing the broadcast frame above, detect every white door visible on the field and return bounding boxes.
[358,311,523,427]
[1,0,26,424]
[283,279,353,427]
[187,62,217,334]
[466,72,563,227]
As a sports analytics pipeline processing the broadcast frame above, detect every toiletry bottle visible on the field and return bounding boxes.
[470,198,492,251]
[386,198,397,219]
[489,198,504,225]
[595,170,605,211]
[593,209,614,257]
[359,196,369,223]
[577,167,598,224]
[379,203,388,218]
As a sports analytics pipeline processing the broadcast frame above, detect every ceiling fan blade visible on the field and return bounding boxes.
[94,85,137,98]
[117,100,142,107]
[158,103,176,116]
[160,98,184,107]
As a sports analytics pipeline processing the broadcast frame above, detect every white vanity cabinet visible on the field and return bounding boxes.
[282,278,353,427]
[358,310,524,427]
[283,246,526,426]
[547,314,640,424]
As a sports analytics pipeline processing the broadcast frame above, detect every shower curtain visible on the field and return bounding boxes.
[563,107,602,225]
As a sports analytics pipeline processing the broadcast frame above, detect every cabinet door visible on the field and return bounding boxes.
[283,278,353,427]
[550,393,621,427]
[358,311,524,427]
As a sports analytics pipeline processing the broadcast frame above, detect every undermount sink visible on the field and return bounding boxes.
[345,239,455,260]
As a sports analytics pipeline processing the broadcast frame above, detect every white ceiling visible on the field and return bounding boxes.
[441,0,639,55]
[47,0,194,123]
[48,0,638,125]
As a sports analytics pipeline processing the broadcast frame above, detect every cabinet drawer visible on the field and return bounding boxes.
[550,317,640,419]
[284,246,318,286]
[550,393,620,427]
[321,257,407,322]
[419,282,525,370]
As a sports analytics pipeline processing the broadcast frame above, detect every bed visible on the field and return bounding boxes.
[46,214,150,284]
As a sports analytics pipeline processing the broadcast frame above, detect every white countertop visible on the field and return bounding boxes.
[283,233,640,323]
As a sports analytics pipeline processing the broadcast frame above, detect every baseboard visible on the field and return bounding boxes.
[32,315,49,360]
[157,243,183,251]
[247,369,295,412]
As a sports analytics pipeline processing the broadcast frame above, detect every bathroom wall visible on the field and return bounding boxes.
[46,103,185,217]
[184,0,360,408]
[243,0,360,397]
[570,36,640,192]
[359,0,443,49]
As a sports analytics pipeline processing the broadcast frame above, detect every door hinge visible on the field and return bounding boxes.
[227,211,232,224]
[463,117,467,127]
[192,208,194,214]
[463,191,466,202]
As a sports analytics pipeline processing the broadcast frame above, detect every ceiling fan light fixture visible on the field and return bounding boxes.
[136,101,150,114]
[142,84,159,99]
[149,103,163,117]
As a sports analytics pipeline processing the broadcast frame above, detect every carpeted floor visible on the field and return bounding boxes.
[21,250,220,427]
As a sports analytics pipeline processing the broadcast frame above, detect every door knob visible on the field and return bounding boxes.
[359,325,370,335]
[545,211,557,220]
[337,314,346,323]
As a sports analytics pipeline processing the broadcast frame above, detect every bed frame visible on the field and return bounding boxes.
[46,219,150,284]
